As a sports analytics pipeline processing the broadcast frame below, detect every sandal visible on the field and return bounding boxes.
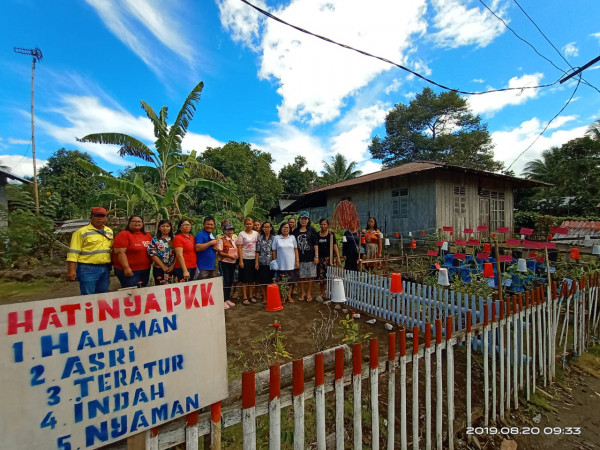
[242,299,251,306]
[250,297,257,304]
[306,297,313,302]
[224,303,230,310]
[287,297,294,303]
[298,296,306,302]
[226,300,236,307]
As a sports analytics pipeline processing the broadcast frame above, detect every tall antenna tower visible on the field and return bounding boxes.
[14,46,43,213]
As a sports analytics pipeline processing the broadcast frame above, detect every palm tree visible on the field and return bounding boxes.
[319,153,362,185]
[586,119,600,140]
[77,82,226,216]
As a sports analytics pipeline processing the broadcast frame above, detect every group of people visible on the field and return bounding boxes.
[66,207,384,307]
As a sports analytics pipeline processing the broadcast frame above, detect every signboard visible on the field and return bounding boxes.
[0,279,228,449]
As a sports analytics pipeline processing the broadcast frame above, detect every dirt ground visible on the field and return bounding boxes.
[2,274,600,449]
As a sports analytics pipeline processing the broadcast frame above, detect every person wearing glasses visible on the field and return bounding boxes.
[66,206,114,295]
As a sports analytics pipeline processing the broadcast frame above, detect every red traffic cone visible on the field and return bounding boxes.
[266,283,283,311]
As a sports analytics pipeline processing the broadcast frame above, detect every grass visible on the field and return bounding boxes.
[0,278,60,302]
[528,392,558,413]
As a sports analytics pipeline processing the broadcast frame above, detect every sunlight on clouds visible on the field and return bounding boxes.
[217,0,265,50]
[330,103,388,163]
[467,73,543,116]
[0,155,46,178]
[492,118,588,175]
[8,138,30,145]
[86,0,195,78]
[256,124,328,173]
[230,0,428,125]
[430,0,506,48]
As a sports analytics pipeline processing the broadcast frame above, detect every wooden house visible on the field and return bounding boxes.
[287,161,547,238]
[0,168,31,228]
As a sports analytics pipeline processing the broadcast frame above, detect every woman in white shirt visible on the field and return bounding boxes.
[236,217,259,305]
[272,222,300,303]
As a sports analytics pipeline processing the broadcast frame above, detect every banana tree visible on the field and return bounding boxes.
[76,81,225,199]
[78,158,230,220]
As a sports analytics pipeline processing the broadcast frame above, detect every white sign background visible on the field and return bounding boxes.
[0,278,228,449]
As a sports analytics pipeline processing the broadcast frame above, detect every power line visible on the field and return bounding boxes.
[505,75,582,171]
[511,0,600,94]
[477,0,566,74]
[239,0,560,96]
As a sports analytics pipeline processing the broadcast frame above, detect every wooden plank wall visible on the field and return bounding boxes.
[306,171,515,236]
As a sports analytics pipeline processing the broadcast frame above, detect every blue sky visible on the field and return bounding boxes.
[1,0,599,179]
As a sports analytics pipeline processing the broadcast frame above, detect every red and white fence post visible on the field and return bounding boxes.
[315,353,326,450]
[352,343,362,449]
[242,370,256,450]
[482,304,489,426]
[292,359,305,450]
[424,323,432,450]
[185,411,199,450]
[435,319,442,450]
[334,347,344,450]
[400,328,408,450]
[210,402,222,450]
[498,300,505,420]
[491,301,497,422]
[465,311,472,444]
[269,364,281,450]
[370,338,380,450]
[412,325,420,450]
[446,316,455,450]
[387,333,397,450]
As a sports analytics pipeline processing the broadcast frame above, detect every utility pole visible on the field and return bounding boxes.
[14,46,43,213]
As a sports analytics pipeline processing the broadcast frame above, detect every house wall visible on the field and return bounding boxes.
[435,172,514,239]
[303,170,515,238]
[305,174,437,235]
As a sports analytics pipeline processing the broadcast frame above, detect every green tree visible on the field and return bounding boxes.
[278,156,318,194]
[369,87,502,172]
[199,141,282,211]
[523,136,600,215]
[37,149,103,220]
[319,153,362,185]
[587,119,600,140]
[77,82,226,217]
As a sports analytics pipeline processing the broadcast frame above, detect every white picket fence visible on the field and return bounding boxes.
[109,271,600,450]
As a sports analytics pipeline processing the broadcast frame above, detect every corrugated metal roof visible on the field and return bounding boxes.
[0,168,31,184]
[552,221,600,247]
[303,161,549,195]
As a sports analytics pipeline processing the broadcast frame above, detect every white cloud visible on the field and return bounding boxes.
[34,95,223,167]
[182,133,225,154]
[221,0,428,125]
[591,32,600,42]
[256,124,329,173]
[85,0,195,79]
[358,160,382,175]
[468,73,544,116]
[473,78,485,83]
[492,118,588,175]
[563,42,579,58]
[8,138,30,145]
[330,103,388,163]
[0,155,47,178]
[217,0,265,49]
[430,0,506,48]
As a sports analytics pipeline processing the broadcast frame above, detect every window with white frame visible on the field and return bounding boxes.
[454,186,466,214]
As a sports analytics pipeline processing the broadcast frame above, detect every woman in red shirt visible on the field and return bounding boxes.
[173,219,197,281]
[113,215,152,288]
